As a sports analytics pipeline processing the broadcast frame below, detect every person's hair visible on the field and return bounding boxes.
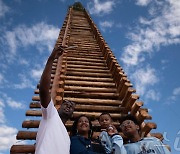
[70,115,93,138]
[120,114,139,125]
[99,112,112,121]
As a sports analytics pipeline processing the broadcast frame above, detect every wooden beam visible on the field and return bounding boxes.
[16,131,37,140]
[64,86,117,93]
[140,122,157,137]
[63,97,122,105]
[66,71,112,78]
[26,110,125,119]
[64,91,119,99]
[64,80,115,87]
[64,76,113,82]
[10,145,35,154]
[131,101,144,115]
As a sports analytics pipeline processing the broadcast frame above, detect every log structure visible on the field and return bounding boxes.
[10,2,163,153]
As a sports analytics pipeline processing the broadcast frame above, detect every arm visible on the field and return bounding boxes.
[39,46,65,108]
[107,125,127,154]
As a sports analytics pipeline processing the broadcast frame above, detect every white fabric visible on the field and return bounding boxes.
[35,100,70,154]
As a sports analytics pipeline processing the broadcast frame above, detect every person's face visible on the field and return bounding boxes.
[77,116,90,135]
[59,101,75,117]
[99,114,112,129]
[120,120,139,137]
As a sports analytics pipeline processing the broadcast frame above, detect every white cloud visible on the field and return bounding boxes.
[31,68,43,81]
[0,0,9,18]
[0,73,8,88]
[0,95,25,152]
[99,20,114,32]
[145,89,160,101]
[0,92,25,109]
[0,125,17,151]
[87,0,115,15]
[7,99,25,109]
[2,22,59,61]
[131,66,158,96]
[0,73,4,85]
[161,59,168,64]
[173,87,180,96]
[18,58,29,65]
[0,99,5,124]
[121,0,180,66]
[166,87,180,105]
[13,74,34,89]
[135,0,152,6]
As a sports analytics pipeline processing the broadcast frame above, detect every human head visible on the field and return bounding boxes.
[71,115,93,139]
[99,112,113,129]
[120,115,140,138]
[58,100,75,118]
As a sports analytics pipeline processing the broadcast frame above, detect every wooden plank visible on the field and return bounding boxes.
[64,76,113,82]
[64,86,117,93]
[63,97,122,105]
[131,102,144,115]
[67,68,110,73]
[140,122,157,137]
[64,80,115,87]
[25,110,125,119]
[29,102,126,112]
[66,60,106,67]
[10,145,35,154]
[16,131,37,140]
[136,109,152,124]
[74,104,126,112]
[72,111,125,119]
[66,71,112,77]
[64,91,119,99]
[66,57,105,63]
[22,120,40,128]
[32,96,40,101]
[30,102,40,108]
[67,64,108,70]
[67,54,104,59]
[22,119,121,129]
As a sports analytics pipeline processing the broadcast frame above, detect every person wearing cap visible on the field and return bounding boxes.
[35,46,75,154]
[120,115,171,154]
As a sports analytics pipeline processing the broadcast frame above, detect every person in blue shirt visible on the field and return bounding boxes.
[70,115,106,154]
[99,112,127,154]
[120,115,171,154]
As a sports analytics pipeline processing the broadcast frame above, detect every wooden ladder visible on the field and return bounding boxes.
[10,5,162,154]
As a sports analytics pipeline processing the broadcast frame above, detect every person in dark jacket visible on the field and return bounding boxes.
[70,115,106,154]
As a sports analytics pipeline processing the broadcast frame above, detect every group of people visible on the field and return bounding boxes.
[35,46,171,154]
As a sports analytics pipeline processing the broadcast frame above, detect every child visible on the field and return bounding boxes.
[99,113,127,154]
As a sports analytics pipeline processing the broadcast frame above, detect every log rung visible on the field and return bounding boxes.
[67,68,110,73]
[64,76,113,82]
[64,80,115,87]
[66,71,112,77]
[63,97,122,105]
[10,145,35,154]
[64,91,119,99]
[26,110,125,119]
[64,86,117,93]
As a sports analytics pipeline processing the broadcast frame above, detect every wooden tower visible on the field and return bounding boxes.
[10,2,163,153]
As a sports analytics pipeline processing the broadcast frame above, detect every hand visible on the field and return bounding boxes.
[49,45,67,60]
[106,125,118,136]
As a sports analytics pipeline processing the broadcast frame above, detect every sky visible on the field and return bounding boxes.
[0,0,179,153]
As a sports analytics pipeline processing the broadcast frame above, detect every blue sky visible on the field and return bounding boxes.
[0,0,180,153]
